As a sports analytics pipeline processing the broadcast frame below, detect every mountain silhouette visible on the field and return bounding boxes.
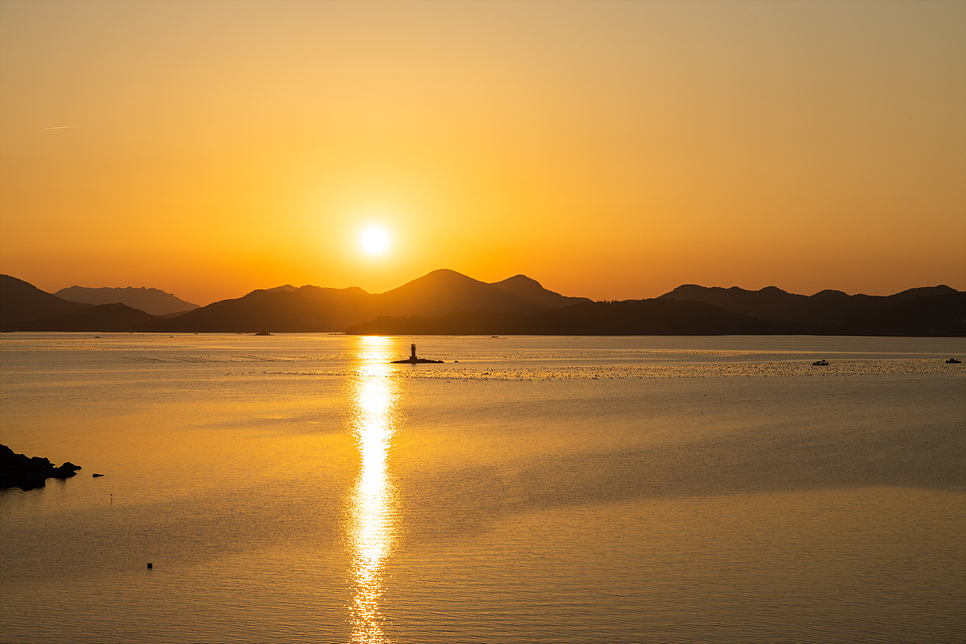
[19,302,156,333]
[146,269,587,333]
[1,272,962,336]
[369,269,588,317]
[149,285,375,333]
[833,291,966,336]
[0,274,89,330]
[55,286,199,316]
[658,284,960,328]
[346,299,785,336]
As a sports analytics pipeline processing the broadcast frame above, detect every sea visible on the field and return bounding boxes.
[1,333,963,644]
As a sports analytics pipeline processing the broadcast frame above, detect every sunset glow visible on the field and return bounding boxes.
[0,1,963,304]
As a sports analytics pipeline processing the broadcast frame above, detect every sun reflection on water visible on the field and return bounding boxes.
[346,337,401,643]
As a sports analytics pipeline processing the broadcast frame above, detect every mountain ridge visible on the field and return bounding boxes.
[1,271,962,336]
[0,274,90,330]
[55,285,200,316]
[658,283,959,329]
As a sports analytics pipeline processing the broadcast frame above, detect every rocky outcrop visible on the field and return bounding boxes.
[390,357,444,364]
[0,444,81,491]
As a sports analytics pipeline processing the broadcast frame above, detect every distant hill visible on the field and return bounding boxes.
[369,269,588,318]
[2,271,963,336]
[346,299,786,336]
[833,291,966,337]
[148,285,376,333]
[1,274,161,332]
[20,302,157,333]
[147,269,588,333]
[56,285,199,316]
[1,274,89,330]
[658,284,960,329]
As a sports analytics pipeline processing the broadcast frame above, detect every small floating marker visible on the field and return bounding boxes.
[147,563,153,569]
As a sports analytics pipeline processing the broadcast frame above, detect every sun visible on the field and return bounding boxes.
[360,226,391,255]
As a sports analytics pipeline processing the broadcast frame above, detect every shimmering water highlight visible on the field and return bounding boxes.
[347,337,401,643]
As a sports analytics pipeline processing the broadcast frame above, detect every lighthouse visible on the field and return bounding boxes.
[390,341,442,364]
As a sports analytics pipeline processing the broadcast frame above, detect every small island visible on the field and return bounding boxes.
[0,444,82,491]
[391,343,443,364]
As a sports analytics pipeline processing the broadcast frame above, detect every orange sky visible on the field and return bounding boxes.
[1,0,964,306]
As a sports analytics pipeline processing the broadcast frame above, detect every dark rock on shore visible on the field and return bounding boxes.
[0,444,82,491]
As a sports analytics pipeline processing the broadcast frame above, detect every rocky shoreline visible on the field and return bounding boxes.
[0,444,81,491]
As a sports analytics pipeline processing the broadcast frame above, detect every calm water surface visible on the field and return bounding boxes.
[1,334,964,643]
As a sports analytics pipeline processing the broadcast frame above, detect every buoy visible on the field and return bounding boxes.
[147,563,153,569]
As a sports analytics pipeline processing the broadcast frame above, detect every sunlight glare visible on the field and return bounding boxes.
[360,226,391,256]
[346,336,400,643]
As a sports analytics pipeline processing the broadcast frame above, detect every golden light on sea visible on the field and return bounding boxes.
[346,336,401,643]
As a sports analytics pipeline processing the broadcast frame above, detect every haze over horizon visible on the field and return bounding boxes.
[2,1,964,307]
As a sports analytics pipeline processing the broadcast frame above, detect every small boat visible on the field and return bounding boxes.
[812,359,829,366]
[946,358,962,364]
